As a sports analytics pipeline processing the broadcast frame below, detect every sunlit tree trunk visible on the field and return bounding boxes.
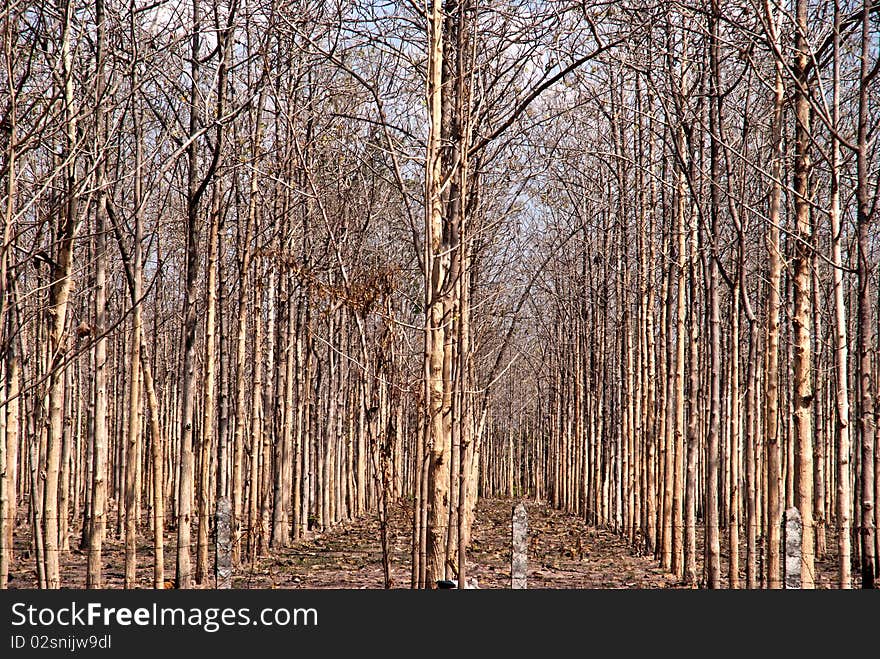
[829,0,851,589]
[45,0,80,589]
[856,0,876,590]
[196,188,221,585]
[792,0,815,589]
[176,0,203,588]
[424,0,451,588]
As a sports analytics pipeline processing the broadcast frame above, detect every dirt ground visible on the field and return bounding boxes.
[237,498,680,589]
[6,497,847,589]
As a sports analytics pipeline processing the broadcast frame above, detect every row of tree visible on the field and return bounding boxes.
[503,0,879,588]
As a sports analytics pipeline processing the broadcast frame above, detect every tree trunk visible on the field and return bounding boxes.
[792,0,815,589]
[763,8,785,586]
[45,0,79,589]
[856,0,876,590]
[828,2,851,581]
[424,0,451,588]
[176,0,203,588]
[196,188,221,585]
[706,1,722,588]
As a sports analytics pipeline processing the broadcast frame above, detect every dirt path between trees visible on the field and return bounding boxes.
[236,498,679,589]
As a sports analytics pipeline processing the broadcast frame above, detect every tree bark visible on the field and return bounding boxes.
[856,0,876,590]
[763,2,785,587]
[792,0,815,590]
[45,0,80,589]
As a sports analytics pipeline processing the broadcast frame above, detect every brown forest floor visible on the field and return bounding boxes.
[6,498,847,588]
[238,498,680,589]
